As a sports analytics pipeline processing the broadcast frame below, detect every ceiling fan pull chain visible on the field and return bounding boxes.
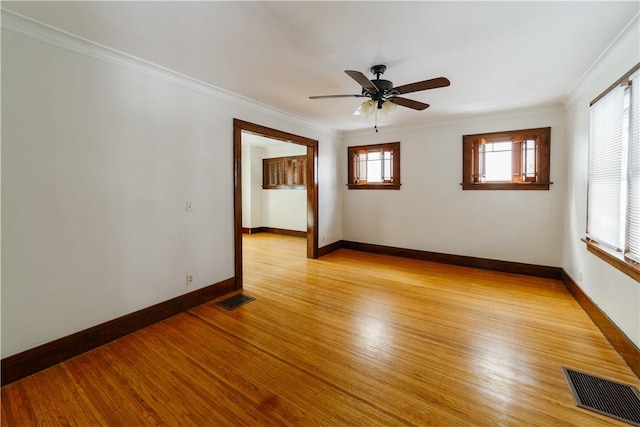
[375,108,379,132]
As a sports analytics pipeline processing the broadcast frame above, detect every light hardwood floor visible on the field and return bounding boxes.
[2,233,638,426]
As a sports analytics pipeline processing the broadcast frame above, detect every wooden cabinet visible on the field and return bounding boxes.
[263,155,307,189]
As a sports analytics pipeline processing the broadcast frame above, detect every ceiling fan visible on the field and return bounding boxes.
[310,64,450,130]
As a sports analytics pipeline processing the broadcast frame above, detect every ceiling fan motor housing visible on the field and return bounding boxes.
[372,79,393,92]
[362,80,394,108]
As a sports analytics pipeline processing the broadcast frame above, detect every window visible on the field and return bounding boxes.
[462,127,552,190]
[586,64,640,281]
[262,155,307,189]
[347,142,400,189]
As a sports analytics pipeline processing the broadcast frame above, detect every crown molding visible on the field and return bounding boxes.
[1,9,330,135]
[562,13,640,109]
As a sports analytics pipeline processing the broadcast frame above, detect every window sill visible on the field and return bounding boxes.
[582,238,640,283]
[263,185,307,190]
[347,184,401,190]
[461,182,552,190]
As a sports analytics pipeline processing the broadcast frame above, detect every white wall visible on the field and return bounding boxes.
[241,143,265,229]
[342,107,566,267]
[562,16,640,347]
[1,13,342,357]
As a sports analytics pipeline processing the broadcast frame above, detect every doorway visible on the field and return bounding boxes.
[233,119,319,289]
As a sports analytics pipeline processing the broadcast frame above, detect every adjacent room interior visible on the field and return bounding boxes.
[241,131,308,242]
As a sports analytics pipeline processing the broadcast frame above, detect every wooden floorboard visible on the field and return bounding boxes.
[2,233,638,426]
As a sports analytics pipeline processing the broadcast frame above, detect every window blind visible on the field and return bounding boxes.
[587,84,626,250]
[627,71,640,262]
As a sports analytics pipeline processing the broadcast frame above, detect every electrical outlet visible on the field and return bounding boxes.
[186,274,194,286]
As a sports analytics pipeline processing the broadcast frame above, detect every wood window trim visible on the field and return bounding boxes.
[582,238,640,283]
[262,155,307,189]
[460,182,551,191]
[461,127,552,190]
[347,142,401,190]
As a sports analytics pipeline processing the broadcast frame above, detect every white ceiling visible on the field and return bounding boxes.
[3,1,638,132]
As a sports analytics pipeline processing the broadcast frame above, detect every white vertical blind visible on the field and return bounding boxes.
[627,71,640,262]
[587,84,626,250]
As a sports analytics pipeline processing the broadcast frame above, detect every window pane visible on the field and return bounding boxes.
[367,150,382,182]
[383,151,392,181]
[477,143,485,182]
[523,140,536,178]
[357,153,366,181]
[587,83,626,250]
[491,141,512,152]
[484,142,512,181]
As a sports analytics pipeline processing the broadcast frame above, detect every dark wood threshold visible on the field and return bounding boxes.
[341,240,561,279]
[1,277,236,386]
[561,270,640,377]
[243,227,306,238]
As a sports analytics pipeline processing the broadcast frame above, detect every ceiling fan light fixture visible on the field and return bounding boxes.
[380,100,397,116]
[359,99,376,117]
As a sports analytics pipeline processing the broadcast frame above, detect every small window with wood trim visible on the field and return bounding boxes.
[348,142,400,189]
[462,127,551,190]
[263,155,307,189]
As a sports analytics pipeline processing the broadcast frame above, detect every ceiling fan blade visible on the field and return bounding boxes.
[345,70,379,92]
[389,97,430,110]
[393,77,451,95]
[309,94,367,99]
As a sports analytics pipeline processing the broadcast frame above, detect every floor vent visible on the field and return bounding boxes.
[562,367,640,426]
[216,294,255,311]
